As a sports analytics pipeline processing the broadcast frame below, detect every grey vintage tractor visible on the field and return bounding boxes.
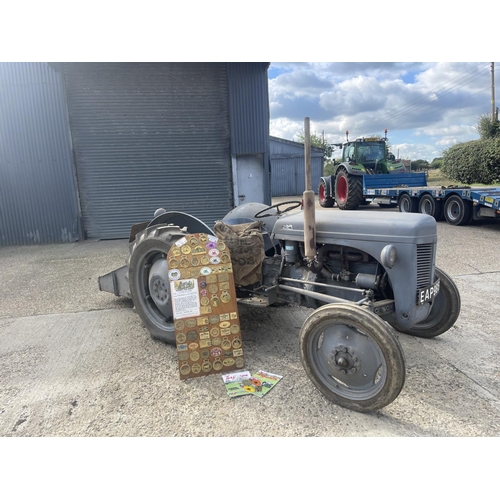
[98,121,460,413]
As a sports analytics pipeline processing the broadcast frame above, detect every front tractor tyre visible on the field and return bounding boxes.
[334,169,363,210]
[299,303,406,413]
[318,178,334,208]
[127,225,188,344]
[392,267,460,339]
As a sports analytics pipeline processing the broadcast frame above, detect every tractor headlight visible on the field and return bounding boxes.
[380,245,397,269]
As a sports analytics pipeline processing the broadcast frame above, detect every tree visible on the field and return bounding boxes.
[476,114,500,140]
[430,157,444,170]
[410,159,429,171]
[296,132,333,163]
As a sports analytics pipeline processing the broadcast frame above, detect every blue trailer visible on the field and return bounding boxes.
[359,172,500,225]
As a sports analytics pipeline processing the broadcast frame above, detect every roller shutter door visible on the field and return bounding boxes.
[63,63,232,239]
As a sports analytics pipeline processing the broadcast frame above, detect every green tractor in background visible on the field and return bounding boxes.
[318,130,406,210]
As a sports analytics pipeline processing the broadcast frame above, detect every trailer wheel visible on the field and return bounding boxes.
[300,303,405,412]
[444,195,473,226]
[335,168,363,210]
[128,225,188,344]
[418,194,444,221]
[318,179,334,208]
[391,267,460,339]
[398,193,418,213]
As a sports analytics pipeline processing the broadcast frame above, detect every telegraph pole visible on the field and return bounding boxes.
[492,62,496,122]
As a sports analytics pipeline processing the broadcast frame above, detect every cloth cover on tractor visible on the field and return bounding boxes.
[213,220,265,287]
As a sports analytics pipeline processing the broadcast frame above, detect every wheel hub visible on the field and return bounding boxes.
[152,277,169,304]
[330,345,361,375]
[148,258,172,316]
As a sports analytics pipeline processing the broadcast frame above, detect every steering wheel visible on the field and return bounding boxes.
[254,201,302,218]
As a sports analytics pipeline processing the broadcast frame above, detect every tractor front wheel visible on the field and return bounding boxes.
[127,225,188,344]
[318,178,334,208]
[335,169,363,210]
[299,303,406,412]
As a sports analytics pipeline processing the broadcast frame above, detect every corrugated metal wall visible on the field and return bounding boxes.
[270,137,324,196]
[61,62,233,239]
[0,62,81,245]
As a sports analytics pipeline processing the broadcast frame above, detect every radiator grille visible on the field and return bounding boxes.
[416,244,433,288]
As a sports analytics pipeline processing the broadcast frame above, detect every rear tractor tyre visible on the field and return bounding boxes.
[128,225,188,344]
[299,303,406,413]
[398,193,418,213]
[334,169,363,210]
[318,178,334,208]
[418,194,444,221]
[391,267,460,339]
[444,195,473,226]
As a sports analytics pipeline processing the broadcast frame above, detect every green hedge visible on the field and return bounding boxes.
[442,138,500,184]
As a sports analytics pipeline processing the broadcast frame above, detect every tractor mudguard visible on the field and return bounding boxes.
[147,211,215,236]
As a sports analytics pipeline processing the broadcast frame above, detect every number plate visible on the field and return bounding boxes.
[417,278,440,305]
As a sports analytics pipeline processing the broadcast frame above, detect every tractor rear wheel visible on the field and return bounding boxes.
[299,303,406,412]
[335,169,363,210]
[418,194,444,221]
[128,225,188,344]
[444,195,473,226]
[318,178,334,208]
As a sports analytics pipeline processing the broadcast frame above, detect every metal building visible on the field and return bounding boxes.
[0,62,271,245]
[270,136,324,196]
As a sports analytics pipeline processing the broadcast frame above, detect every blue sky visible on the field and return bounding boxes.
[268,62,497,162]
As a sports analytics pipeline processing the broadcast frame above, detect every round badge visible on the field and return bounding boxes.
[235,357,245,368]
[208,248,219,257]
[202,360,212,372]
[213,358,223,371]
[232,338,242,349]
[188,342,199,350]
[178,351,189,361]
[220,253,231,264]
[200,296,210,306]
[230,324,240,334]
[219,321,230,329]
[169,259,179,268]
[210,257,221,265]
[210,347,222,357]
[210,327,220,337]
[209,315,219,325]
[199,281,207,288]
[200,289,208,296]
[191,257,200,267]
[221,291,231,303]
[208,284,218,294]
[189,237,198,247]
[211,297,221,307]
[191,363,201,374]
[187,330,198,341]
[181,246,191,255]
[211,337,221,346]
[172,248,181,257]
[243,385,255,393]
[180,363,191,376]
[185,318,197,328]
[201,256,210,265]
[223,358,235,367]
[200,348,210,359]
[221,338,232,350]
[169,269,181,281]
[199,235,208,244]
[175,320,185,331]
[206,242,217,250]
[176,332,187,344]
[180,258,190,268]
[190,351,200,362]
[216,242,226,251]
[200,267,212,276]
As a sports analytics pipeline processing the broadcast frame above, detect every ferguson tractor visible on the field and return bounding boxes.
[318,129,406,210]
[99,120,460,413]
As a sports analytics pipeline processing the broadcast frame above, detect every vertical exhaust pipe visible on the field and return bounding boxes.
[303,117,316,262]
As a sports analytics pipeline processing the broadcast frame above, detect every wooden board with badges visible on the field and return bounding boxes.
[167,233,245,380]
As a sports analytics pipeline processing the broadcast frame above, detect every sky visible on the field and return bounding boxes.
[268,62,497,163]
